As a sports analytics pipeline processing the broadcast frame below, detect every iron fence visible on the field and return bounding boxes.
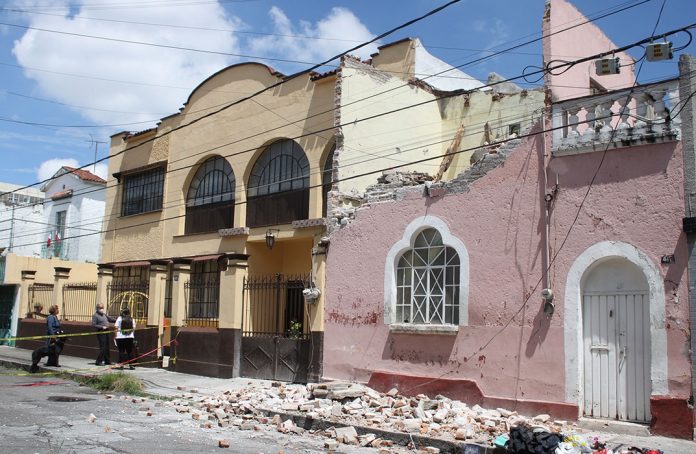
[184,279,219,327]
[107,281,149,324]
[27,283,53,317]
[63,282,98,322]
[242,273,310,338]
[164,277,173,318]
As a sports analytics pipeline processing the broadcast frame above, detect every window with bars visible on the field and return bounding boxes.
[396,228,460,325]
[186,260,220,323]
[185,156,235,234]
[246,139,310,227]
[121,166,165,216]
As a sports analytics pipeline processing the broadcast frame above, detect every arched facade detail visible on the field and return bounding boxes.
[384,215,469,326]
[564,241,667,410]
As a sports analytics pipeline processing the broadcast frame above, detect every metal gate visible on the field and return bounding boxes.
[63,282,97,322]
[28,283,53,314]
[241,273,311,382]
[583,291,651,422]
[0,285,15,345]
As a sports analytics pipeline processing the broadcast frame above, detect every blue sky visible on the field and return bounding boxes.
[0,0,693,187]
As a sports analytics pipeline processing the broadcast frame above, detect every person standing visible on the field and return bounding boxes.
[45,305,63,367]
[115,308,136,370]
[91,303,116,365]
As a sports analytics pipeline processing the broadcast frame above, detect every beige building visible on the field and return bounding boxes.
[0,253,98,345]
[99,38,543,380]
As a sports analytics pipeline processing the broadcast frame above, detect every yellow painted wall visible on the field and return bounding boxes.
[104,63,336,264]
[440,90,546,180]
[338,58,444,193]
[246,237,313,277]
[3,254,98,284]
[339,45,544,190]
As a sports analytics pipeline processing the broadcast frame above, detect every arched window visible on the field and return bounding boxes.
[185,156,235,234]
[322,144,335,217]
[396,228,460,324]
[247,139,310,227]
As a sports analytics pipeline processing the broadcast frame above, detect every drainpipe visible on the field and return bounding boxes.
[541,111,557,315]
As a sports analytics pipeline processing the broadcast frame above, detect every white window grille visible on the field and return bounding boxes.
[395,228,460,324]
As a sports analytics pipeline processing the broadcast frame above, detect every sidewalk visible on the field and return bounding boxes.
[1,345,695,454]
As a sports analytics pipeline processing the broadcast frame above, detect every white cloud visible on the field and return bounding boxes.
[10,2,377,133]
[37,158,79,181]
[12,0,243,128]
[93,163,108,180]
[248,7,377,71]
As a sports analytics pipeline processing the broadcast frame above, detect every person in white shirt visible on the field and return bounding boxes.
[114,308,136,370]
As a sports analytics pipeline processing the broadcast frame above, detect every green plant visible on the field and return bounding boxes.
[80,372,144,395]
[288,320,303,339]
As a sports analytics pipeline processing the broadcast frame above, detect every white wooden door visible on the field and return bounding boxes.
[583,291,650,422]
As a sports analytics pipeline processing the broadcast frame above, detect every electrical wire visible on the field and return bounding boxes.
[1,68,691,236]
[0,0,464,195]
[2,110,634,251]
[2,0,656,175]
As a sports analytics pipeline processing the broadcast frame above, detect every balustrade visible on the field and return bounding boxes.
[552,80,680,153]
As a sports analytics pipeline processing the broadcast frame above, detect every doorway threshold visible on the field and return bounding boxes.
[577,417,650,437]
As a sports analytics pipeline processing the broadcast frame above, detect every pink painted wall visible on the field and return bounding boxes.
[543,0,636,101]
[323,126,690,406]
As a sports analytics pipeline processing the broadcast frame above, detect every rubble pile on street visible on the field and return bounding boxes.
[163,381,577,449]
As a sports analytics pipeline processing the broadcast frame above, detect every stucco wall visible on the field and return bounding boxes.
[104,63,336,264]
[339,58,544,192]
[323,127,689,406]
[43,173,105,263]
[2,254,98,284]
[543,0,635,101]
[0,201,44,257]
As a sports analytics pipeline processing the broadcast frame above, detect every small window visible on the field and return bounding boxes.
[590,78,607,95]
[121,167,165,216]
[508,123,521,137]
[55,210,66,239]
[395,228,461,325]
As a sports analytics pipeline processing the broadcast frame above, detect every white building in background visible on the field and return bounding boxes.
[41,167,106,263]
[0,182,45,258]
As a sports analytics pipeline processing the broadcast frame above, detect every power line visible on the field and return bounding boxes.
[0,0,651,135]
[0,105,548,240]
[0,1,643,59]
[1,63,689,227]
[3,20,691,207]
[0,0,466,195]
[0,21,323,67]
[6,112,619,251]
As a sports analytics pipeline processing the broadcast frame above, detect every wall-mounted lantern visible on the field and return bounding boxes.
[265,229,280,250]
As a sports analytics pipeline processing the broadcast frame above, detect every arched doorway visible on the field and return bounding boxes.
[563,241,669,421]
[581,257,651,422]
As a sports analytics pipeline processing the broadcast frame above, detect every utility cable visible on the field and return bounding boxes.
[0,0,463,196]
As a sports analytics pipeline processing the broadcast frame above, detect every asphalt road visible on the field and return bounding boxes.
[0,365,381,454]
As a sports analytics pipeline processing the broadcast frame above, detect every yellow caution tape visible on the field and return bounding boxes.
[0,325,158,342]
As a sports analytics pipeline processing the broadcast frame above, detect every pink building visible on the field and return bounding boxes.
[322,0,694,439]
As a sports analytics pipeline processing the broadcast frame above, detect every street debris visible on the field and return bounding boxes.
[159,381,666,453]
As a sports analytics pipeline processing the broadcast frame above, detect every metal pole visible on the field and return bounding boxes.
[8,205,15,252]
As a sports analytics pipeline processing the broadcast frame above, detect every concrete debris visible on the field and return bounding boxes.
[218,439,230,448]
[165,381,575,448]
[334,426,359,444]
[87,413,97,423]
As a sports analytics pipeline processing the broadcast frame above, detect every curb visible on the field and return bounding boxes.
[256,408,505,454]
[1,356,503,453]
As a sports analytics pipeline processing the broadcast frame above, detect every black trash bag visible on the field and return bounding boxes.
[507,425,563,454]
